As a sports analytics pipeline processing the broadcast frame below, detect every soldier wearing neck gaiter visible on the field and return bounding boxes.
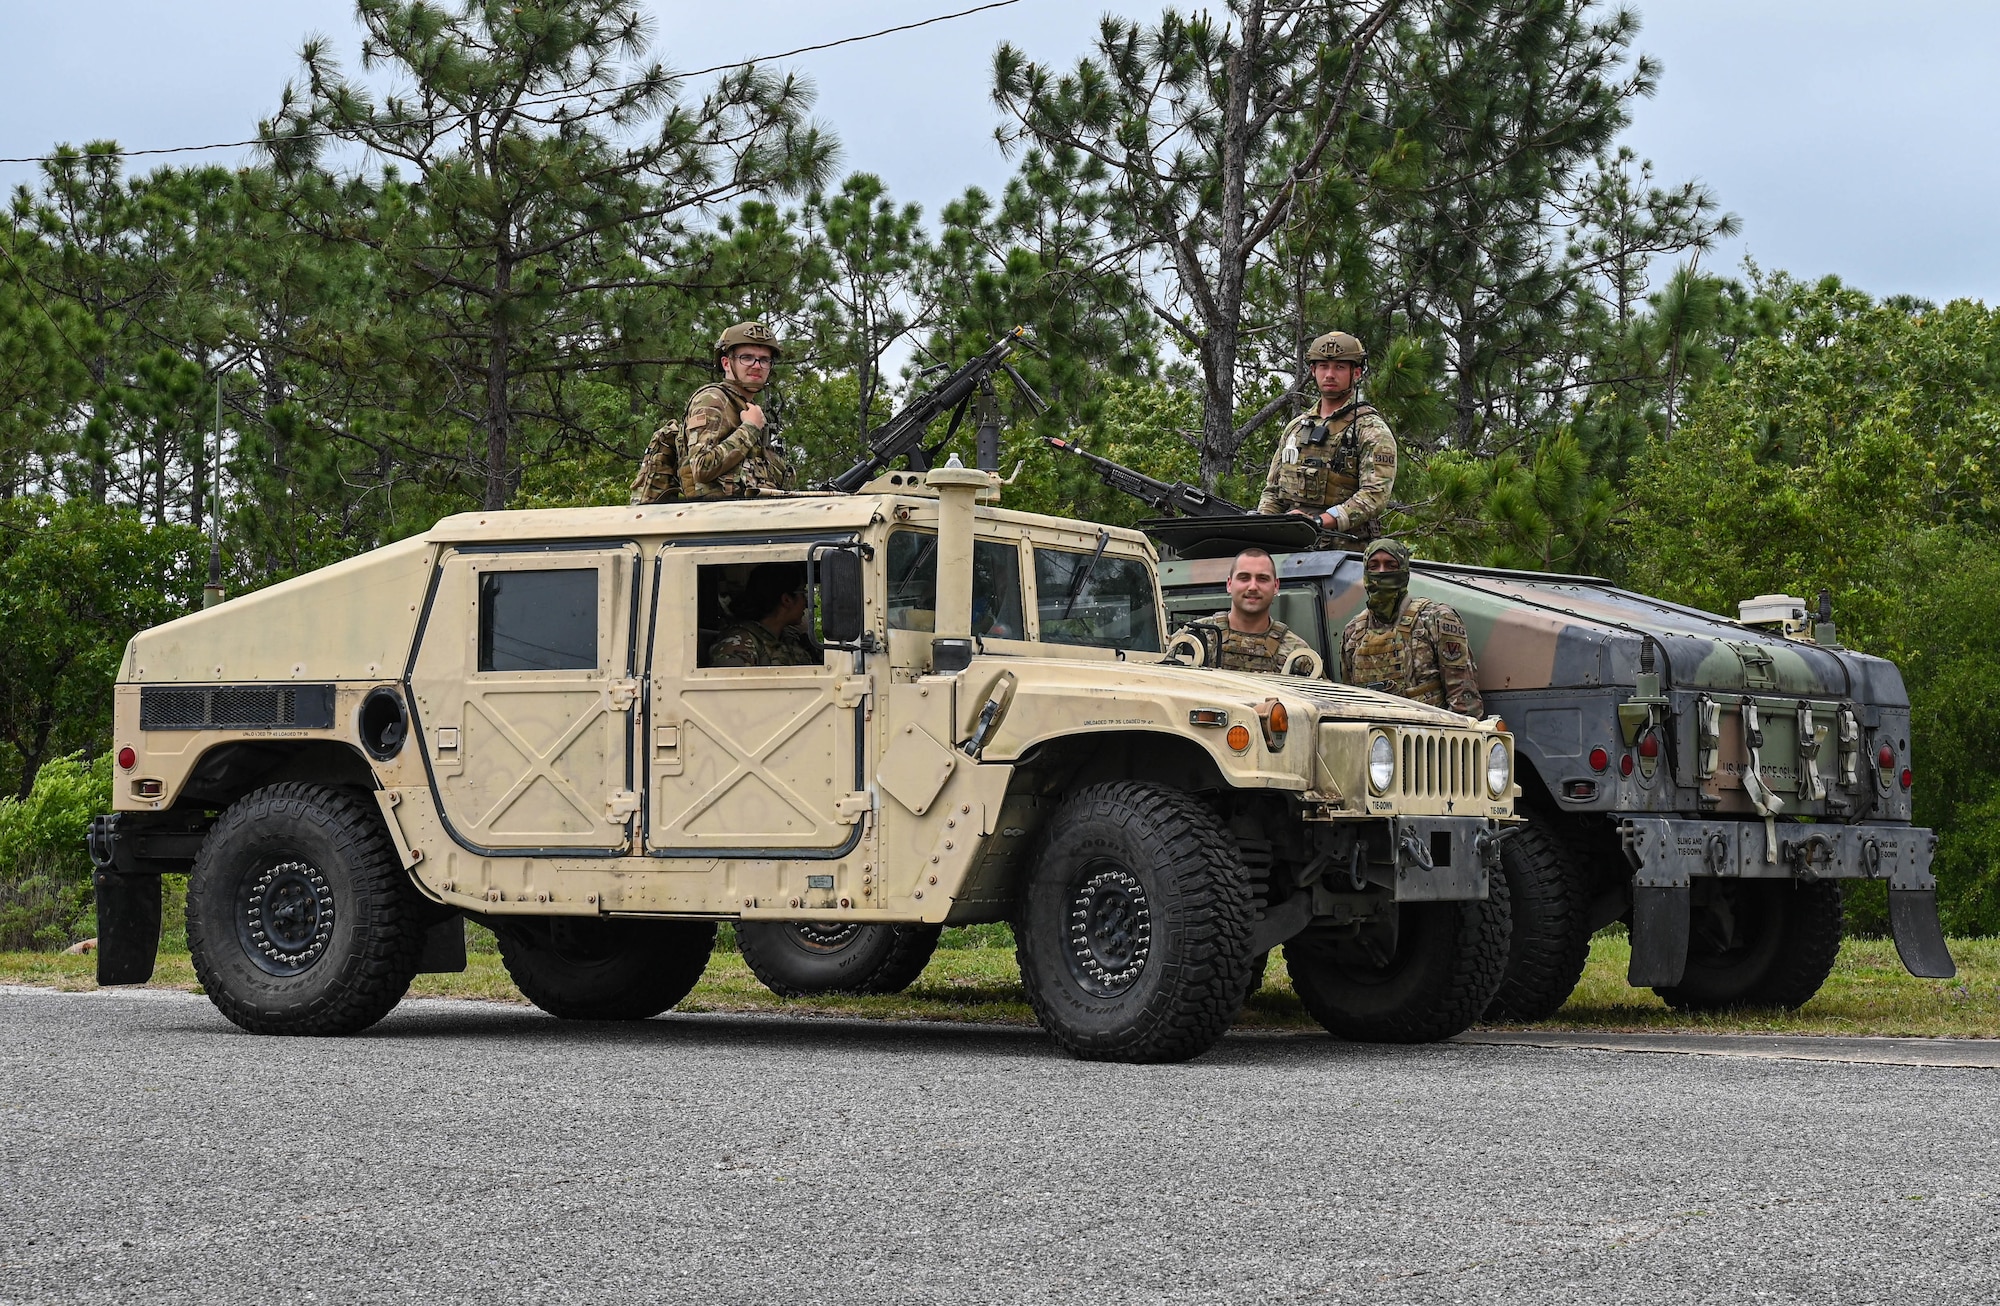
[1339,539,1484,716]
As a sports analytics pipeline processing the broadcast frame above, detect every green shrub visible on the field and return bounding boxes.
[0,753,112,950]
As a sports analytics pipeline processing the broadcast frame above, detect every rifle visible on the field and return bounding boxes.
[827,326,1046,493]
[1043,435,1250,518]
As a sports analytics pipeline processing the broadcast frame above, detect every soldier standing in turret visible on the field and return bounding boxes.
[1257,331,1396,546]
[1182,548,1320,676]
[632,321,795,503]
[1340,539,1483,716]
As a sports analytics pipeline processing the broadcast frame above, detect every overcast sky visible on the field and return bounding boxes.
[4,1,1999,306]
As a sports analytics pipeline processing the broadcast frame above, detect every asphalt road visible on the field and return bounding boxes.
[3,988,1997,1305]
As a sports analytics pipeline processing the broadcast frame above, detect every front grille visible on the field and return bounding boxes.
[1398,729,1486,802]
[139,684,336,732]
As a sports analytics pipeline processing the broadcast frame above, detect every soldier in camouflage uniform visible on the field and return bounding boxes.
[1181,548,1320,676]
[632,321,796,504]
[1257,331,1397,547]
[709,562,823,668]
[1339,539,1483,716]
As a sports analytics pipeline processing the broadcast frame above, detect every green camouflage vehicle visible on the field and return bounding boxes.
[1141,515,1953,1019]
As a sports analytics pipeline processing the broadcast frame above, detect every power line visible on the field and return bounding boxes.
[0,0,1022,168]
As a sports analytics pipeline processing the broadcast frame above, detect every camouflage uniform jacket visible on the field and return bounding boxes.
[1256,402,1397,542]
[1184,613,1318,676]
[708,620,822,668]
[632,381,795,504]
[1340,596,1484,716]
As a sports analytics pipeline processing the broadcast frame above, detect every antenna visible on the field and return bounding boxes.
[203,378,224,609]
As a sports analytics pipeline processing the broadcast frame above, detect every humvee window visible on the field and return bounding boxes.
[885,530,1026,638]
[477,568,597,671]
[1033,546,1161,651]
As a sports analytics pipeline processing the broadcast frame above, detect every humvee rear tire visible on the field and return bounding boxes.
[1655,879,1843,1012]
[737,922,943,997]
[495,918,715,1020]
[1287,873,1511,1044]
[185,783,425,1037]
[1483,817,1591,1022]
[1016,781,1254,1063]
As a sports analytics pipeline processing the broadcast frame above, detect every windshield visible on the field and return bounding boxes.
[886,530,1028,640]
[1033,544,1162,651]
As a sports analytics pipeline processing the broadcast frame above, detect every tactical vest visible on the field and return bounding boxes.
[1344,598,1449,707]
[1273,403,1374,513]
[1185,616,1302,674]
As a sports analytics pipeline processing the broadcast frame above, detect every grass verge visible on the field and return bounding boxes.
[4,930,1996,1037]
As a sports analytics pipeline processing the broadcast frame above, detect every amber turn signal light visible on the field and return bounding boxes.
[1225,724,1252,752]
[1254,699,1289,752]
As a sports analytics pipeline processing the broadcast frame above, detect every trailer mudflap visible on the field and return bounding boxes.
[1628,885,1691,988]
[91,867,162,986]
[1889,889,1955,979]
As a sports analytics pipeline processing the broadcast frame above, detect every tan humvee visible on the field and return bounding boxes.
[90,466,1517,1062]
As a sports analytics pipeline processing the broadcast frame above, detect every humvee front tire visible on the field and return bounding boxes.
[737,922,943,997]
[495,918,715,1020]
[1287,873,1511,1044]
[1655,879,1843,1012]
[185,783,425,1037]
[1016,781,1253,1063]
[1483,817,1590,1022]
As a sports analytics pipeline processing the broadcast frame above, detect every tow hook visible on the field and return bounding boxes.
[1474,824,1520,870]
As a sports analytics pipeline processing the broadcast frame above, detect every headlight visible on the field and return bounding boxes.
[1486,739,1511,797]
[1368,733,1395,793]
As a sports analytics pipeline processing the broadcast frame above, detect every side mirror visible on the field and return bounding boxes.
[817,547,866,645]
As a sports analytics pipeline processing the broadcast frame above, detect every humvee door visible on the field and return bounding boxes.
[408,544,642,853]
[644,544,865,857]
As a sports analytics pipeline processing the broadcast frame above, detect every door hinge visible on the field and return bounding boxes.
[836,676,870,709]
[833,792,873,824]
[605,790,641,821]
[607,678,640,710]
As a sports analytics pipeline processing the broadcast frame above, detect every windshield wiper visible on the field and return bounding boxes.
[1062,529,1111,619]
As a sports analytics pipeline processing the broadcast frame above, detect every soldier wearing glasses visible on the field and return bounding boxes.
[632,321,795,503]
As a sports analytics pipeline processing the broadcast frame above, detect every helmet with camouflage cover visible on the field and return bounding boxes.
[1305,331,1366,365]
[716,321,783,363]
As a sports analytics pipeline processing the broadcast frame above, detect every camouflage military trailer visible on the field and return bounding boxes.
[1148,519,1955,1021]
[87,469,1519,1062]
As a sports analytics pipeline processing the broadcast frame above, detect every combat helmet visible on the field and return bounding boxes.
[716,321,782,362]
[1305,330,1366,365]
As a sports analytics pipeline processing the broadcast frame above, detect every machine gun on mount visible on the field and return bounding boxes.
[826,326,1047,493]
[1041,434,1335,558]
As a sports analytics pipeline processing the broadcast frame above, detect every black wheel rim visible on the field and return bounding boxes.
[789,923,863,955]
[1065,861,1152,998]
[236,859,334,977]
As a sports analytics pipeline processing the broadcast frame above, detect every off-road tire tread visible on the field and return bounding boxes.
[1484,817,1591,1022]
[1657,880,1844,1013]
[1292,868,1511,1044]
[186,782,423,1037]
[854,924,945,994]
[736,922,942,998]
[496,920,715,1020]
[1016,780,1252,1063]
